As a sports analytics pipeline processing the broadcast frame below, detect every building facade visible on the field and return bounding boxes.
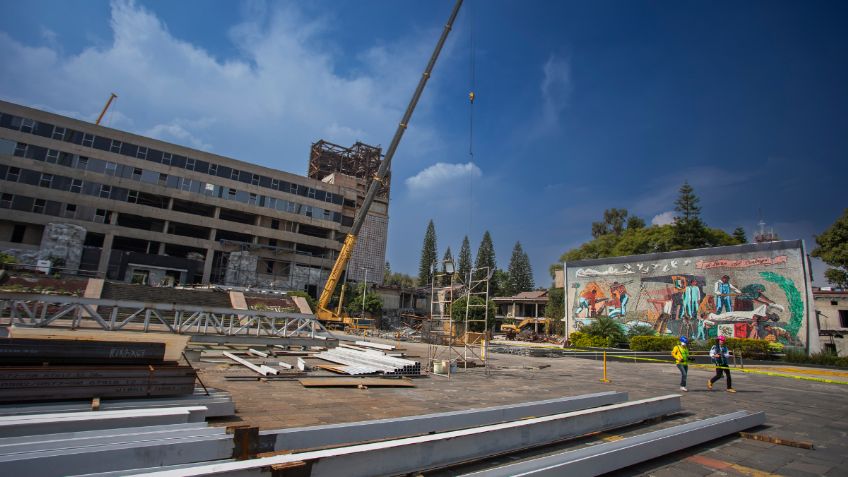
[813,288,848,356]
[563,240,821,353]
[0,100,388,296]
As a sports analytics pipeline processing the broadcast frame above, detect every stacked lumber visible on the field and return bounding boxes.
[0,328,195,403]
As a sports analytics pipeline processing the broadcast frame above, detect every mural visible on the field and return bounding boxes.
[565,241,818,349]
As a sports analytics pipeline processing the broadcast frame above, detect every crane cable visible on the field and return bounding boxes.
[467,0,476,242]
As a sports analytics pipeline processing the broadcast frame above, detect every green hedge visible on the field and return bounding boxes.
[629,336,679,351]
[569,331,613,348]
[723,338,771,358]
[783,350,848,368]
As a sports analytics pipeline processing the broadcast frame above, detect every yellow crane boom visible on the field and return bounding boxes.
[315,0,464,326]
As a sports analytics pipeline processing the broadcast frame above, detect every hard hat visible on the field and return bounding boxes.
[718,335,726,342]
[679,336,688,344]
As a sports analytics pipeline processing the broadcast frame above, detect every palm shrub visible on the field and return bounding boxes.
[580,316,626,347]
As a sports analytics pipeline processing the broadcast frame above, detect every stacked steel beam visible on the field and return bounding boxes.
[315,347,421,376]
[0,337,196,403]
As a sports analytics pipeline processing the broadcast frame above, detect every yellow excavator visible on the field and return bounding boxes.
[314,0,464,330]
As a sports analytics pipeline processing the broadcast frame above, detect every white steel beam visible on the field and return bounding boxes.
[260,391,628,453]
[132,395,681,477]
[0,406,207,438]
[460,411,767,476]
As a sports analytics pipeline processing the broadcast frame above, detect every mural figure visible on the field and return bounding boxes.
[608,281,629,318]
[713,275,741,314]
[682,278,702,319]
[575,289,597,317]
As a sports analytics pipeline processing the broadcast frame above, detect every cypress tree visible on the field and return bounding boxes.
[732,227,747,244]
[417,220,438,286]
[671,182,709,250]
[507,241,534,295]
[474,231,497,294]
[458,236,473,284]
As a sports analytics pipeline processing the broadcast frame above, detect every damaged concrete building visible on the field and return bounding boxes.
[0,100,388,295]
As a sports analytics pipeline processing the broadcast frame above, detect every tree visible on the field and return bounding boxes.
[458,236,473,284]
[592,208,629,238]
[346,282,383,316]
[474,231,497,294]
[581,316,626,346]
[491,269,510,297]
[441,247,454,286]
[450,295,496,333]
[506,241,534,295]
[417,220,438,286]
[732,227,747,244]
[544,286,564,335]
[384,261,415,288]
[627,216,646,230]
[812,209,848,287]
[671,182,710,250]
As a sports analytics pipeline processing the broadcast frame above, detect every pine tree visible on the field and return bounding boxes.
[417,220,438,286]
[812,209,848,287]
[458,236,473,283]
[732,227,747,244]
[474,231,497,294]
[441,247,454,286]
[507,241,535,295]
[671,182,709,250]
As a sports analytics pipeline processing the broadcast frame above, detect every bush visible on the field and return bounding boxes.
[783,350,848,368]
[626,324,655,340]
[580,316,626,345]
[569,331,614,348]
[630,335,679,352]
[719,338,770,358]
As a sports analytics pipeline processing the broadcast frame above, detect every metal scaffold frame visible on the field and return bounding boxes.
[463,266,491,374]
[427,268,463,377]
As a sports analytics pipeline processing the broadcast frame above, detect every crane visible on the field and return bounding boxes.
[95,93,118,125]
[315,0,464,328]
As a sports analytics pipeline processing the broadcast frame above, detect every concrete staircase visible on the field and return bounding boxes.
[101,282,232,308]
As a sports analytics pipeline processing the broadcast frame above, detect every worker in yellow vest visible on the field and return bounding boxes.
[671,336,690,392]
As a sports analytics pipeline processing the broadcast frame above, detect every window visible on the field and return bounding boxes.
[271,179,279,189]
[136,146,148,160]
[77,156,89,169]
[840,310,848,328]
[304,205,313,217]
[208,163,217,175]
[251,174,260,186]
[186,158,195,171]
[290,183,298,194]
[227,188,236,199]
[64,203,76,217]
[131,167,141,180]
[127,190,139,203]
[158,173,167,185]
[0,193,12,208]
[181,179,192,192]
[82,133,94,147]
[6,167,20,181]
[264,261,274,274]
[110,139,122,153]
[160,152,172,166]
[52,127,66,141]
[46,149,59,163]
[10,224,25,243]
[70,179,82,193]
[99,185,111,198]
[20,118,34,133]
[105,162,117,175]
[94,209,108,223]
[231,169,240,180]
[204,183,215,195]
[269,239,278,247]
[39,173,53,188]
[249,193,257,205]
[13,142,27,157]
[308,188,316,199]
[271,219,279,229]
[32,199,45,214]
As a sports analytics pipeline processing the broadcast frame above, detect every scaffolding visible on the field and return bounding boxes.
[427,270,462,377]
[463,266,491,375]
[308,140,389,199]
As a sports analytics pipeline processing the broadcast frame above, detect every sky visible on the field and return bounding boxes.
[1,0,846,287]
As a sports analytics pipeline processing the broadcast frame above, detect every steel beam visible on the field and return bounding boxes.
[133,395,681,477]
[0,406,207,437]
[259,391,628,453]
[460,411,767,476]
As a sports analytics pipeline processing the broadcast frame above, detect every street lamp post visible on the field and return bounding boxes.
[361,267,370,319]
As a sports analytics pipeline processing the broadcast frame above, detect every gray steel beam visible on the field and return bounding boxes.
[0,406,207,438]
[132,395,681,477]
[259,391,628,453]
[460,411,767,476]
[188,334,336,348]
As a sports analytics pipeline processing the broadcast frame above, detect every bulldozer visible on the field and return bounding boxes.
[501,317,551,341]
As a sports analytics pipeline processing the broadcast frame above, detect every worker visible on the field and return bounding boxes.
[671,336,689,392]
[708,335,735,392]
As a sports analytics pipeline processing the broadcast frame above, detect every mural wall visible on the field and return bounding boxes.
[564,240,820,351]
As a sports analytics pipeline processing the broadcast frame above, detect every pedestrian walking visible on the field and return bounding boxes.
[708,335,735,392]
[672,336,689,391]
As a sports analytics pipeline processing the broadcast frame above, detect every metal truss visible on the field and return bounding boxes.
[0,293,330,338]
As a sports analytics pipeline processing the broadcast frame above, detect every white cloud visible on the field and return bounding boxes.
[539,54,572,129]
[651,210,675,226]
[0,0,442,172]
[405,162,482,193]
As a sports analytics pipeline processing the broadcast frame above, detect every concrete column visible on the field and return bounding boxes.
[213,207,220,219]
[202,247,215,284]
[97,233,114,278]
[157,242,166,255]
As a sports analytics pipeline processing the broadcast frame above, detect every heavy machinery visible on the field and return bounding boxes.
[501,318,551,341]
[314,0,463,329]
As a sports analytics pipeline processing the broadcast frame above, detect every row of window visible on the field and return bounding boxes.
[4,140,352,225]
[0,110,347,205]
[0,192,334,260]
[0,165,345,240]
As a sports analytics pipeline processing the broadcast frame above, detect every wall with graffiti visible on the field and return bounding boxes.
[564,240,820,351]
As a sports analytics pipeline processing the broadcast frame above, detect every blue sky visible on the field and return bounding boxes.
[1,0,846,286]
